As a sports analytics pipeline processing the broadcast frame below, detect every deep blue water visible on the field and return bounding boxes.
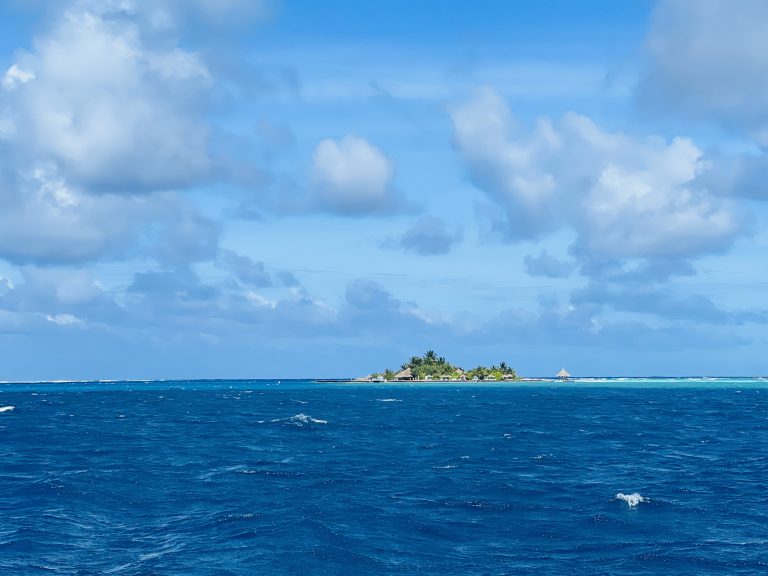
[2,378,768,575]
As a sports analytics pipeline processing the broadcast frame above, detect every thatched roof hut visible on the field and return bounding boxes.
[394,367,414,380]
[556,368,571,380]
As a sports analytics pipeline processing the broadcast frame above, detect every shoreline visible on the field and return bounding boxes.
[317,377,551,383]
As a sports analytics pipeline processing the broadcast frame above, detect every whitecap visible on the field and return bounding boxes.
[269,413,328,426]
[616,492,645,507]
[291,413,327,425]
[0,406,15,413]
[376,398,401,402]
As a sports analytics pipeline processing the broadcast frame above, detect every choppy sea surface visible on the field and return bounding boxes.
[2,377,768,575]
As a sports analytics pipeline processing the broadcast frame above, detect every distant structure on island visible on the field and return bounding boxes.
[394,367,414,381]
[556,368,571,380]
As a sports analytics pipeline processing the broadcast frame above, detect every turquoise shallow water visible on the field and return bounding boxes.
[2,378,768,574]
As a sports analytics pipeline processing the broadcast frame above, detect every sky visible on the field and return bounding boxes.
[1,0,767,380]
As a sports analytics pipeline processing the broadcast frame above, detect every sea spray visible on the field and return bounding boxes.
[616,492,645,507]
[266,413,328,426]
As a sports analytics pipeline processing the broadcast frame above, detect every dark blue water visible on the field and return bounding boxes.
[2,379,768,575]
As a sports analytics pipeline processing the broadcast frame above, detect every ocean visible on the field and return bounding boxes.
[2,378,768,575]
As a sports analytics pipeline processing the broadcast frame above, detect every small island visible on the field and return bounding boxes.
[357,350,519,382]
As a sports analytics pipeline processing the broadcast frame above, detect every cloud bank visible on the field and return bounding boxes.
[450,86,741,275]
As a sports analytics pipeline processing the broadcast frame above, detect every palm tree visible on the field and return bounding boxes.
[424,350,437,362]
[409,355,422,367]
[499,361,510,373]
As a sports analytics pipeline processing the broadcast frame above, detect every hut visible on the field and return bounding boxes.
[394,367,414,381]
[556,368,571,380]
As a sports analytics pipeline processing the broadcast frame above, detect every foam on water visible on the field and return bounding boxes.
[0,405,15,413]
[616,492,645,507]
[269,413,328,426]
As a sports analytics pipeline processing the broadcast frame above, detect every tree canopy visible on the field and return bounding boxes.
[372,351,518,381]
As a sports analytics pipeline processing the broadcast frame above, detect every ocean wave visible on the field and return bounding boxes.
[268,413,328,426]
[376,398,402,402]
[615,492,645,507]
[0,405,15,413]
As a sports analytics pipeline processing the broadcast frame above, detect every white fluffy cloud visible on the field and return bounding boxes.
[0,163,218,265]
[636,0,768,200]
[0,1,225,266]
[0,166,159,263]
[2,4,212,192]
[311,135,402,215]
[450,87,560,239]
[639,0,768,139]
[450,86,740,268]
[1,64,35,90]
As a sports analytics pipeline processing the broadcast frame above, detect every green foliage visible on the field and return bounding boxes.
[399,350,457,379]
[377,352,519,381]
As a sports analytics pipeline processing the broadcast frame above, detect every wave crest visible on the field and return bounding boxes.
[269,413,328,426]
[615,492,645,507]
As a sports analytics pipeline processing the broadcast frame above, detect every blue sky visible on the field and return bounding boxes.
[1,0,767,380]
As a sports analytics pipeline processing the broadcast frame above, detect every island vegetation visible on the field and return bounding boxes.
[365,350,519,382]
